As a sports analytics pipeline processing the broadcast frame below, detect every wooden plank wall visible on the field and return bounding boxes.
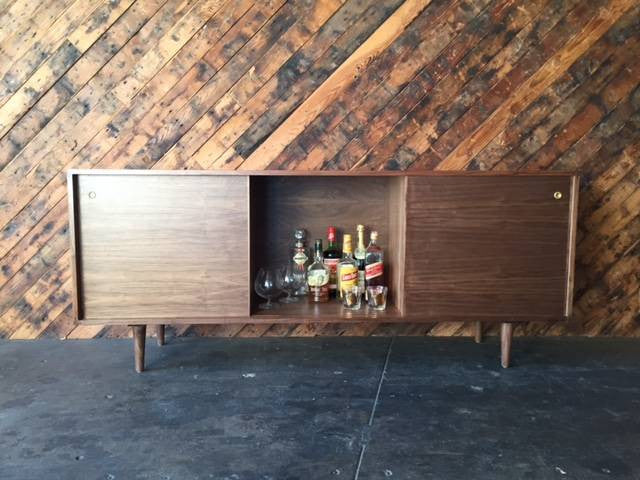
[0,0,638,340]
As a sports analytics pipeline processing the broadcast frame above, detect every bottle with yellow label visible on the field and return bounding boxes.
[338,234,358,298]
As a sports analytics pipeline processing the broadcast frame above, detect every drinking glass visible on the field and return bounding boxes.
[366,286,388,311]
[341,284,363,310]
[254,268,281,309]
[277,263,301,303]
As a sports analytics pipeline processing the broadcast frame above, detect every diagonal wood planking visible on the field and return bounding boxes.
[0,0,638,340]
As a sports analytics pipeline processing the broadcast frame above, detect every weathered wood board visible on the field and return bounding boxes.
[0,0,638,339]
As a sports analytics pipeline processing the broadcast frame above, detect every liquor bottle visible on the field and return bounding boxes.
[292,229,309,296]
[354,224,366,290]
[365,231,384,290]
[338,234,358,298]
[307,239,329,303]
[323,226,341,297]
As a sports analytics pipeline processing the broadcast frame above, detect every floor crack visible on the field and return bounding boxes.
[354,337,394,480]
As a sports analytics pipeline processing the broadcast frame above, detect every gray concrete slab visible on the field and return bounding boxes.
[0,337,639,480]
[358,337,640,480]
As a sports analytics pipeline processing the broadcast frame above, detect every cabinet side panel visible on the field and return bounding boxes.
[67,172,83,320]
[387,177,406,314]
[405,176,572,321]
[77,174,249,319]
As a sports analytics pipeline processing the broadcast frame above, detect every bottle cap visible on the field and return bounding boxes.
[371,231,378,240]
[314,239,323,251]
[343,234,353,253]
[357,224,364,232]
[327,226,336,242]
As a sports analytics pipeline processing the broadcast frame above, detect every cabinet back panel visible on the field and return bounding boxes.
[405,176,572,320]
[76,174,249,319]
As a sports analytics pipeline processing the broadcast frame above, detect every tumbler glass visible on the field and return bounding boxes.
[366,286,387,311]
[341,285,363,310]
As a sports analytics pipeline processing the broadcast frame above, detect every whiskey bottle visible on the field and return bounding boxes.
[307,239,329,303]
[365,231,384,290]
[292,229,309,296]
[323,226,340,297]
[338,234,358,298]
[354,224,366,289]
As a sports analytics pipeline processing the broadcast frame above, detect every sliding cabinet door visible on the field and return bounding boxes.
[73,174,249,320]
[404,175,576,322]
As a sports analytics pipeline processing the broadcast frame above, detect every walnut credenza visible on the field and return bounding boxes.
[67,170,578,371]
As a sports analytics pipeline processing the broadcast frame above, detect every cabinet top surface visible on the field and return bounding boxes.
[68,169,577,177]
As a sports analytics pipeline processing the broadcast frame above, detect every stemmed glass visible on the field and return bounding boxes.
[254,268,281,309]
[277,263,302,303]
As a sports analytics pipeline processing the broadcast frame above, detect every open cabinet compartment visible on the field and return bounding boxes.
[249,175,406,321]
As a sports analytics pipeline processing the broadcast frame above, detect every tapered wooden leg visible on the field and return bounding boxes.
[474,321,483,343]
[132,325,146,373]
[156,324,165,346]
[501,322,513,368]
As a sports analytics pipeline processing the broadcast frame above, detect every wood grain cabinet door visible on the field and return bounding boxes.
[74,174,249,320]
[404,176,577,322]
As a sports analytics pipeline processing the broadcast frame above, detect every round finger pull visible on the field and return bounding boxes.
[88,191,96,199]
[553,191,562,200]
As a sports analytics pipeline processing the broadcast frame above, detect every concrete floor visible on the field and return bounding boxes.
[1,337,639,480]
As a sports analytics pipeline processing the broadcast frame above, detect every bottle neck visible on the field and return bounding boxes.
[327,228,337,248]
[314,247,324,262]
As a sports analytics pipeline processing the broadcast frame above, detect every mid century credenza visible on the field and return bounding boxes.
[67,170,578,371]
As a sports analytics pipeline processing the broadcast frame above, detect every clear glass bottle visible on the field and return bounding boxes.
[307,239,329,303]
[292,229,308,296]
[365,231,384,291]
[354,224,366,290]
[338,234,358,298]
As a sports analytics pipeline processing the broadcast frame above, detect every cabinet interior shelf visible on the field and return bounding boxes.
[249,301,402,322]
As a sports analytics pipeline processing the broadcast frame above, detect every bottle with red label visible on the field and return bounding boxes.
[323,226,341,297]
[365,231,384,290]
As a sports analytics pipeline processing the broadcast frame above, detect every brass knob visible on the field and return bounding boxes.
[553,191,562,200]
[88,191,96,199]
